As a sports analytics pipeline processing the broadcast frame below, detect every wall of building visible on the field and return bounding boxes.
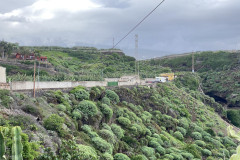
[0,67,6,83]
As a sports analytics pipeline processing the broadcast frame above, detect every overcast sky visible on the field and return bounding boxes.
[0,0,240,58]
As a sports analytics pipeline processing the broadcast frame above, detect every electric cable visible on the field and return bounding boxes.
[113,0,165,48]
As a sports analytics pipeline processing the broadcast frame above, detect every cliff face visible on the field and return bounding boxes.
[0,82,237,159]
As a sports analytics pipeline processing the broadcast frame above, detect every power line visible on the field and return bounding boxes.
[113,0,165,48]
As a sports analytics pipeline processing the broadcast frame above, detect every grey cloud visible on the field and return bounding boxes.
[0,0,37,13]
[1,0,240,58]
[2,15,28,23]
[92,0,130,8]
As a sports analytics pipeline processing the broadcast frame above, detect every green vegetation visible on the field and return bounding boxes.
[1,45,240,159]
[0,126,39,160]
[77,100,98,119]
[43,114,64,135]
[1,46,174,81]
[0,81,237,159]
[227,126,240,159]
[146,51,240,127]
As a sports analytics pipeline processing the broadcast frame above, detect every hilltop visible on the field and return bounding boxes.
[0,46,171,82]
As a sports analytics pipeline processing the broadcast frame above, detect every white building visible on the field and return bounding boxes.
[0,66,6,83]
[155,77,167,82]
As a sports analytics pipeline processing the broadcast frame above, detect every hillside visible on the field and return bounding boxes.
[0,82,238,160]
[145,51,240,127]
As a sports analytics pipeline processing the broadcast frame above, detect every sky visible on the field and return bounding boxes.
[0,0,240,58]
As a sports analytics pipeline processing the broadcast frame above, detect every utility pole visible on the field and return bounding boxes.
[113,37,115,49]
[192,51,195,73]
[33,61,36,98]
[135,34,139,77]
[38,61,40,82]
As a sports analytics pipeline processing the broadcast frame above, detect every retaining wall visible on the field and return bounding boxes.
[6,78,154,91]
[0,83,10,90]
[11,81,108,91]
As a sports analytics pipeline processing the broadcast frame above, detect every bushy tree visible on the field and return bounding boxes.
[100,104,113,122]
[70,86,89,101]
[43,114,64,134]
[117,117,131,127]
[191,132,202,140]
[173,131,184,141]
[114,153,130,160]
[58,140,98,160]
[92,137,112,154]
[111,124,125,139]
[105,90,120,103]
[102,97,111,105]
[77,100,98,119]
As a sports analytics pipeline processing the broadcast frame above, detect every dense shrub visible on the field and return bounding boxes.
[204,128,216,136]
[202,149,212,156]
[227,109,240,127]
[0,89,13,108]
[117,117,131,127]
[90,86,104,100]
[164,154,174,160]
[81,125,98,138]
[77,100,98,119]
[102,153,113,160]
[141,146,155,158]
[220,148,230,158]
[176,126,187,136]
[99,129,116,144]
[56,104,67,112]
[141,111,152,123]
[181,152,194,160]
[170,153,184,160]
[76,144,98,160]
[21,133,40,160]
[156,146,165,155]
[72,109,82,120]
[111,124,125,139]
[194,126,203,133]
[191,132,202,140]
[132,155,148,160]
[195,140,206,147]
[206,156,215,160]
[105,90,120,103]
[173,131,184,141]
[222,136,237,147]
[102,97,111,105]
[184,144,201,159]
[179,118,189,129]
[70,86,90,101]
[92,137,112,154]
[22,105,41,116]
[130,123,145,136]
[114,153,130,160]
[100,104,113,121]
[43,114,64,134]
[217,131,224,137]
[58,140,98,160]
